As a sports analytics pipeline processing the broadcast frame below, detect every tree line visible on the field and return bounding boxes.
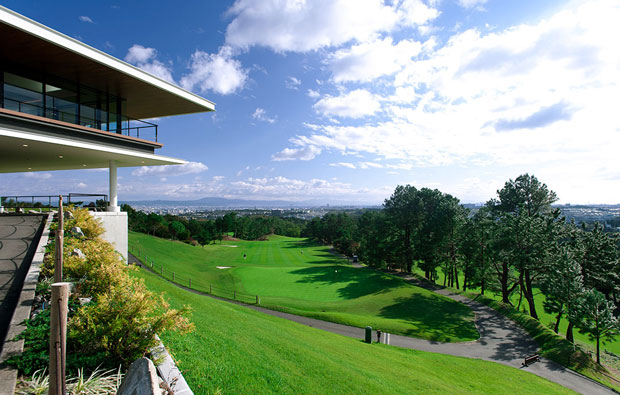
[303,174,620,363]
[122,205,304,245]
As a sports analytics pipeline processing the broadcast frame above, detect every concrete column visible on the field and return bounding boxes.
[107,160,120,212]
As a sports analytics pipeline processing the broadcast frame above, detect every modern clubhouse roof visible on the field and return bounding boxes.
[0,5,215,173]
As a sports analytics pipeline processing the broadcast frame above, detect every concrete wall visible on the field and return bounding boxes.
[91,211,128,260]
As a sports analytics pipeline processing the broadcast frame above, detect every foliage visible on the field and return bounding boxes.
[16,367,123,395]
[463,292,617,391]
[123,203,303,243]
[571,288,620,364]
[9,207,193,376]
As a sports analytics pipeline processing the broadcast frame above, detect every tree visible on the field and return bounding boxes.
[570,289,620,364]
[489,174,560,319]
[384,185,423,273]
[540,249,584,334]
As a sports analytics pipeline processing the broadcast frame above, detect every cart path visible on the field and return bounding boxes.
[130,254,615,395]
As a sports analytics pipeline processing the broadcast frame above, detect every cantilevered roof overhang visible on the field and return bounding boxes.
[0,127,184,173]
[0,6,215,120]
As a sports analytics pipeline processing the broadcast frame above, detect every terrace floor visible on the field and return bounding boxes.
[0,214,45,351]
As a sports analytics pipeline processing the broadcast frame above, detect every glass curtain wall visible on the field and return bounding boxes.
[1,70,125,134]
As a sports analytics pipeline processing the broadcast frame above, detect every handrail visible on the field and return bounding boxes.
[0,193,109,212]
[2,97,158,142]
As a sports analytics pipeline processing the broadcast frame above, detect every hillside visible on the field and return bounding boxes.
[134,268,572,394]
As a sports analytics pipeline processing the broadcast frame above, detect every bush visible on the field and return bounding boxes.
[10,207,194,375]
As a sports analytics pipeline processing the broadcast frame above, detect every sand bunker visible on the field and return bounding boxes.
[216,266,232,269]
[222,245,238,247]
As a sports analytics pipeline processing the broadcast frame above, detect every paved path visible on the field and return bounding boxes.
[0,214,45,350]
[130,254,616,394]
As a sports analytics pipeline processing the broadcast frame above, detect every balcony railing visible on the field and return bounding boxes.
[0,193,109,212]
[2,97,158,143]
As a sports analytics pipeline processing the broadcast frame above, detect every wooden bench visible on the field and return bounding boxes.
[523,354,540,367]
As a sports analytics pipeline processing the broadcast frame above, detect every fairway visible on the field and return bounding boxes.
[129,232,478,342]
[134,268,573,394]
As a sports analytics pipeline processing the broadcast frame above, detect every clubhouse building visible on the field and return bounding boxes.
[0,6,215,257]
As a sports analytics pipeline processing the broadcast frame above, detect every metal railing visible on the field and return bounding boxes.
[2,97,158,142]
[0,193,108,212]
[130,246,261,305]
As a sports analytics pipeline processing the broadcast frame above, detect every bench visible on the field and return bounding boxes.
[523,354,540,367]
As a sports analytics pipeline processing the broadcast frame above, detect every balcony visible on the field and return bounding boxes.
[2,97,158,143]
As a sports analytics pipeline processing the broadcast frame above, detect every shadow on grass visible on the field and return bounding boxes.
[378,294,478,342]
[281,239,321,249]
[290,266,403,299]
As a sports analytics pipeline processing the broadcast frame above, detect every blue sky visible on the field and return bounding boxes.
[2,0,619,205]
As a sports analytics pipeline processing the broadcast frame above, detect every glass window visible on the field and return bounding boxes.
[4,72,44,116]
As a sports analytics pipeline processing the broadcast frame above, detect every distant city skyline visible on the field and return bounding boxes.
[1,0,619,205]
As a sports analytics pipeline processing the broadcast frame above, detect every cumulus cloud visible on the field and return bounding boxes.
[225,0,438,52]
[272,145,322,161]
[328,37,423,83]
[457,0,488,10]
[313,89,380,118]
[252,108,276,123]
[78,16,94,23]
[285,76,301,90]
[180,46,248,95]
[24,172,52,179]
[274,0,620,196]
[131,161,208,177]
[124,45,174,83]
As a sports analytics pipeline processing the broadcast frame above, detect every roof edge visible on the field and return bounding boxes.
[0,6,215,112]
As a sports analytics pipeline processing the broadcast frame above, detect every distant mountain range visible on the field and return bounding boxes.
[121,196,380,208]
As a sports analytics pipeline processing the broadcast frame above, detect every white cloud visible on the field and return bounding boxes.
[313,89,380,118]
[328,37,423,83]
[457,0,487,10]
[24,172,52,180]
[273,0,620,205]
[252,108,276,123]
[307,89,320,99]
[330,162,356,169]
[124,45,174,83]
[131,161,208,177]
[78,16,94,23]
[272,145,322,161]
[225,0,438,53]
[180,46,248,95]
[285,76,301,90]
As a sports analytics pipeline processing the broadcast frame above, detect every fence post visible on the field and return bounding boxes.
[49,282,70,395]
[234,291,236,300]
[189,278,191,288]
[173,272,175,281]
[160,266,163,275]
[54,196,64,283]
[256,295,259,305]
[210,285,212,294]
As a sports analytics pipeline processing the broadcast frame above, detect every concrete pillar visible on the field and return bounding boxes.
[107,160,120,212]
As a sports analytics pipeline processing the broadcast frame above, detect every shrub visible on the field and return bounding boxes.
[10,207,194,375]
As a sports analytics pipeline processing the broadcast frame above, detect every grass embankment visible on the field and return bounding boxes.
[460,292,620,391]
[414,266,620,355]
[129,232,477,342]
[134,268,573,394]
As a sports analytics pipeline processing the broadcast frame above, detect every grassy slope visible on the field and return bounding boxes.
[461,292,620,392]
[129,232,477,342]
[415,266,620,354]
[135,268,573,395]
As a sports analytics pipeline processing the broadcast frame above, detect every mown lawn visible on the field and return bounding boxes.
[129,232,477,342]
[414,266,620,354]
[135,268,574,395]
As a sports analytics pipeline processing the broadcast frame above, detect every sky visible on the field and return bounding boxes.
[1,0,620,205]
